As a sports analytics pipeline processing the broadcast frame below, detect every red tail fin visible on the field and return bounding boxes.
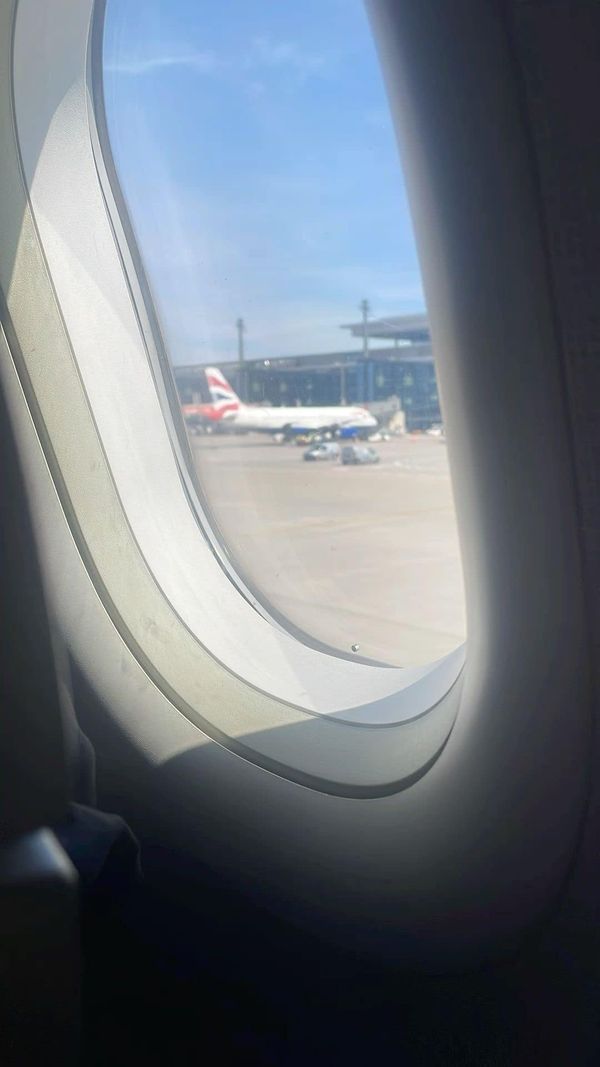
[205,367,241,419]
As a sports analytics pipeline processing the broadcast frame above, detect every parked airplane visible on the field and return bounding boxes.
[203,367,378,438]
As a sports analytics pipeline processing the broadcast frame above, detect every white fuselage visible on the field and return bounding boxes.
[224,403,377,434]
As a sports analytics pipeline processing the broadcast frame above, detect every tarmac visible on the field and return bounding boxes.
[190,432,465,668]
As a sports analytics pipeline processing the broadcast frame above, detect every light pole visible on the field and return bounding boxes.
[338,362,347,405]
[360,298,370,360]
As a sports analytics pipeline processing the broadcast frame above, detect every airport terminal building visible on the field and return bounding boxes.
[174,313,441,432]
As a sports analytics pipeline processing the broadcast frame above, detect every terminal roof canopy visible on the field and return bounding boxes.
[341,313,430,344]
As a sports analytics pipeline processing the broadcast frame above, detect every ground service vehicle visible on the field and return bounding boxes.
[303,443,340,461]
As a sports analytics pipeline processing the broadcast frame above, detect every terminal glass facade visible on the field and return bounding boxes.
[176,347,441,432]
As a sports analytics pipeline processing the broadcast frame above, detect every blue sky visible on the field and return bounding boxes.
[103,0,424,365]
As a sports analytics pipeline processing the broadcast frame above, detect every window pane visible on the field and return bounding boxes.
[102,0,465,667]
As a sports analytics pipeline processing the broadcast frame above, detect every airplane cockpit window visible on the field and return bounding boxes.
[102,0,465,667]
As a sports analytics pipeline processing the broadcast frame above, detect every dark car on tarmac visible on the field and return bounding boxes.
[341,444,380,466]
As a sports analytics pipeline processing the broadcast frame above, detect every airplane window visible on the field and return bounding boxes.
[102,0,465,667]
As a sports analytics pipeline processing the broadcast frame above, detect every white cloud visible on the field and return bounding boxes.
[106,50,218,76]
[247,36,327,80]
